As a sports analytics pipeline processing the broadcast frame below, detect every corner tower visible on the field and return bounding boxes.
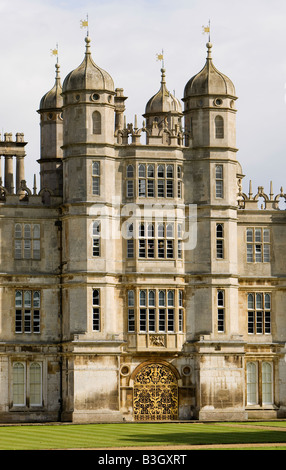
[38,62,63,195]
[183,42,245,420]
[61,34,116,203]
[183,42,238,208]
[144,67,182,133]
[183,42,237,152]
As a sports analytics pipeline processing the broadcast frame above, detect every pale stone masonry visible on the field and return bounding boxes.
[0,34,285,423]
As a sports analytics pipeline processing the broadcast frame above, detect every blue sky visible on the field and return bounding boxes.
[1,0,286,195]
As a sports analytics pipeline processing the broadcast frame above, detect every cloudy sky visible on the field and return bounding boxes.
[0,0,286,197]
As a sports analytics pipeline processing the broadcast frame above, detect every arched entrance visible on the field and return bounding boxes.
[133,362,178,421]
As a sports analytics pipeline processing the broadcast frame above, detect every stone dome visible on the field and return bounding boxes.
[39,63,63,110]
[145,68,182,116]
[184,43,236,99]
[62,36,114,93]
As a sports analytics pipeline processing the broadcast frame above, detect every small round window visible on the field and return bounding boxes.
[92,93,100,101]
[214,98,223,106]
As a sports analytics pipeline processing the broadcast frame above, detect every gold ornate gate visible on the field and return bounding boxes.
[133,363,178,421]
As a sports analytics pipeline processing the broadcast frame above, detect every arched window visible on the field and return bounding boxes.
[15,224,22,239]
[128,290,135,332]
[215,115,224,139]
[262,362,273,405]
[159,290,165,306]
[167,290,174,306]
[247,362,258,405]
[166,165,173,178]
[166,224,174,238]
[140,290,146,306]
[13,362,25,406]
[92,111,101,134]
[92,289,100,331]
[216,223,224,259]
[138,164,146,178]
[148,223,154,238]
[24,224,31,239]
[128,290,135,307]
[92,221,100,257]
[30,362,42,406]
[92,161,100,195]
[127,164,134,178]
[148,290,155,306]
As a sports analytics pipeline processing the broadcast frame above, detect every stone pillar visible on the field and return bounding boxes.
[16,156,25,192]
[4,156,14,193]
[115,88,127,132]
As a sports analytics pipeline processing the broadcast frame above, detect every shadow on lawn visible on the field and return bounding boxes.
[119,430,286,447]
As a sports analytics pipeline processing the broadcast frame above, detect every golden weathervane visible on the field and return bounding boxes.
[202,20,211,41]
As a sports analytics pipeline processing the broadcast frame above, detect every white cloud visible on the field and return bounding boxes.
[0,0,286,195]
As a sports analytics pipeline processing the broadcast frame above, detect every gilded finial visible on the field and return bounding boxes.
[50,43,59,63]
[156,49,165,68]
[202,19,211,41]
[80,14,89,36]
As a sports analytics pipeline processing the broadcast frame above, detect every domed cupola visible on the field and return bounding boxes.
[61,34,117,158]
[37,61,63,196]
[39,62,63,111]
[183,42,237,149]
[183,42,236,100]
[62,35,114,94]
[144,67,182,131]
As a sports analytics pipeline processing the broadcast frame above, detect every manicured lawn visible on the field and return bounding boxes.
[0,422,286,450]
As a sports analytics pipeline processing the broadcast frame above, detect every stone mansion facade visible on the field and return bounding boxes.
[0,33,286,423]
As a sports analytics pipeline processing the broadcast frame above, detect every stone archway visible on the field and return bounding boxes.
[133,362,178,421]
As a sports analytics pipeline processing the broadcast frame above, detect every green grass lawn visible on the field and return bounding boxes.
[0,422,286,450]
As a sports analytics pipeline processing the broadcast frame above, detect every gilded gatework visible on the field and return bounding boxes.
[133,363,178,421]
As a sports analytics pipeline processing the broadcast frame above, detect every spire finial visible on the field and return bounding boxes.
[80,14,89,37]
[202,20,212,59]
[81,14,91,55]
[202,19,211,42]
[206,41,213,59]
[85,34,91,54]
[50,43,59,64]
[55,62,61,83]
[160,67,166,85]
[156,49,165,69]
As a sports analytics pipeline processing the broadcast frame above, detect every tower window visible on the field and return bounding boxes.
[92,161,100,195]
[215,115,224,139]
[128,290,135,332]
[216,223,224,259]
[92,289,100,331]
[126,164,134,198]
[127,223,134,258]
[92,221,100,257]
[217,290,225,332]
[92,111,101,134]
[215,165,224,198]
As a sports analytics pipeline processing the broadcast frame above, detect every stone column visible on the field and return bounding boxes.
[16,156,25,192]
[4,156,14,193]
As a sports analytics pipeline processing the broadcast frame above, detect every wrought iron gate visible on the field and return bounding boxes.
[133,363,178,421]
